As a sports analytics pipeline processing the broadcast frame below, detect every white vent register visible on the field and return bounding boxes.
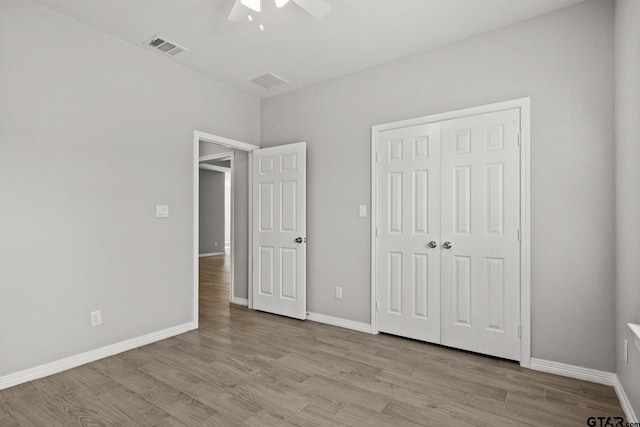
[144,35,188,56]
[249,72,289,90]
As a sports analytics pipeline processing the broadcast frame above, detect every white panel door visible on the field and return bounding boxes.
[377,123,441,343]
[440,109,521,360]
[252,142,306,320]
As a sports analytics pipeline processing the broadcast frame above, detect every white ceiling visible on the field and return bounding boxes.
[33,0,587,99]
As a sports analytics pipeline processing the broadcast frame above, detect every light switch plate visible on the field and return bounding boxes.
[359,205,367,217]
[156,204,169,218]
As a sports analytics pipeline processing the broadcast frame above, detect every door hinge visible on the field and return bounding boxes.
[375,227,379,238]
[517,229,521,242]
[376,301,379,312]
[517,133,522,147]
[376,152,380,163]
[518,324,522,338]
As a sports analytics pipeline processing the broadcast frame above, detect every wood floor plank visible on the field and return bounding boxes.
[0,254,627,426]
[297,374,391,412]
[0,400,20,427]
[335,403,418,427]
[3,387,76,427]
[382,399,475,427]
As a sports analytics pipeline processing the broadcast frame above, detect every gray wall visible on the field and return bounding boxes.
[0,0,259,377]
[262,0,616,371]
[615,0,640,415]
[199,142,251,300]
[199,170,226,254]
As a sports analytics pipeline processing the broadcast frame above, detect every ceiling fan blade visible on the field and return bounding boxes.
[291,0,330,19]
[228,0,249,21]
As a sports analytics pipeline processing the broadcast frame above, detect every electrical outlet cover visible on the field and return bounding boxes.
[90,310,102,326]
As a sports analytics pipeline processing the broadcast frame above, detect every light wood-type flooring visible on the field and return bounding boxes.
[0,254,626,426]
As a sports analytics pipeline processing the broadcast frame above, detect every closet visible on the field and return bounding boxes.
[375,107,522,361]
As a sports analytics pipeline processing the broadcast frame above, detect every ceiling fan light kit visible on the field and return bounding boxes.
[229,0,330,23]
[240,0,261,12]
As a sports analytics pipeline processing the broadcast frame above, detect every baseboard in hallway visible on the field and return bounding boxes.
[199,252,225,257]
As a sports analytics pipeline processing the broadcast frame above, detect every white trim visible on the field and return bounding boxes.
[306,312,374,334]
[0,322,195,391]
[199,164,230,173]
[228,152,236,306]
[519,98,532,368]
[199,252,225,257]
[529,358,615,386]
[615,375,639,423]
[371,124,379,335]
[231,297,249,306]
[370,98,532,367]
[528,358,639,421]
[248,151,254,309]
[195,130,259,152]
[193,131,257,329]
[372,98,532,132]
[199,153,232,162]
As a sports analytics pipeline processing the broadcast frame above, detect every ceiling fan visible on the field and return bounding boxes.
[228,0,331,21]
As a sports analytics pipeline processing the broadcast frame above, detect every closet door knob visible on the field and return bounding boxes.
[443,241,452,249]
[427,241,437,248]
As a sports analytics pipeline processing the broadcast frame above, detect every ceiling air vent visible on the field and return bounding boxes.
[249,72,289,90]
[144,35,188,56]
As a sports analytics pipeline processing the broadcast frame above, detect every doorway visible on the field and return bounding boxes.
[193,131,259,328]
[199,153,233,307]
[371,98,531,366]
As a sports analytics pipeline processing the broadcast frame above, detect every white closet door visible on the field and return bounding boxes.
[440,109,521,360]
[252,142,307,320]
[377,123,441,343]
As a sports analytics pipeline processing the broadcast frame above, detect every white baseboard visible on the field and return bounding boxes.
[199,252,224,257]
[529,358,640,422]
[614,375,639,423]
[306,312,374,334]
[231,297,248,306]
[0,321,196,391]
[529,358,616,386]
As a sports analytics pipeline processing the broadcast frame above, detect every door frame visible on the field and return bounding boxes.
[193,130,259,328]
[370,98,532,367]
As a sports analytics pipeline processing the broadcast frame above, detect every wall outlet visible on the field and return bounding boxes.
[335,287,343,299]
[215,241,218,247]
[90,310,102,327]
[359,205,367,217]
[624,339,629,363]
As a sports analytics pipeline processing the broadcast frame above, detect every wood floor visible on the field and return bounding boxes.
[0,254,625,426]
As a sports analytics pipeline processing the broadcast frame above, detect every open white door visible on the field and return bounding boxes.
[252,142,307,320]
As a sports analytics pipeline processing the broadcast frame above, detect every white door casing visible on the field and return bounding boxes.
[193,130,260,329]
[440,109,521,360]
[377,123,442,343]
[252,142,307,320]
